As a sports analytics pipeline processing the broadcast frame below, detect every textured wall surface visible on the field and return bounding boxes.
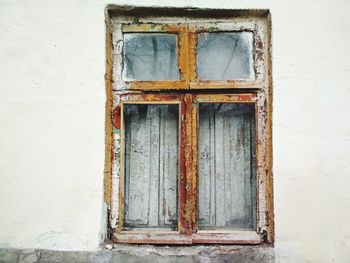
[0,245,275,263]
[1,0,350,262]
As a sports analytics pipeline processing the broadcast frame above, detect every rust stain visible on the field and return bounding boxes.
[166,24,183,33]
[112,106,121,129]
[191,95,198,231]
[256,36,264,62]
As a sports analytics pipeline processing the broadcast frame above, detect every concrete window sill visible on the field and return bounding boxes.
[0,244,275,262]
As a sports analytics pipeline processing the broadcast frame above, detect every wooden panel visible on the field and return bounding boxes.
[198,103,256,230]
[123,104,179,229]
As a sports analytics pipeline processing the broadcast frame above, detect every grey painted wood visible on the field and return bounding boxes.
[123,105,179,229]
[198,104,256,230]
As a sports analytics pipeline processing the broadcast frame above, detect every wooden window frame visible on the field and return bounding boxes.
[105,6,273,245]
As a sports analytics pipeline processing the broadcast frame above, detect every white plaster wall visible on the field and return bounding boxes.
[0,0,349,261]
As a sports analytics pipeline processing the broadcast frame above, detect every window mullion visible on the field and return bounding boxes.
[188,26,197,83]
[191,95,199,233]
[179,95,187,234]
[178,26,190,86]
[179,94,195,235]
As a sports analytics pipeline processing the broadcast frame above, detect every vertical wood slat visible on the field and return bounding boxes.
[123,105,179,229]
[198,104,256,230]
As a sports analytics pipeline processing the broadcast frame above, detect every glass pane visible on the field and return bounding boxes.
[123,34,180,81]
[197,32,254,80]
[123,104,179,229]
[198,103,256,230]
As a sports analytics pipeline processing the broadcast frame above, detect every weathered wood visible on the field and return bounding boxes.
[104,16,114,230]
[124,80,187,90]
[113,231,261,244]
[184,94,194,235]
[192,231,261,244]
[195,93,257,103]
[190,97,198,232]
[112,233,192,244]
[190,80,263,89]
[107,8,273,243]
[178,95,187,234]
[188,27,197,82]
[123,104,179,229]
[198,103,256,230]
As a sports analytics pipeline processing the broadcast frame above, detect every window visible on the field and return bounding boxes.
[105,6,273,245]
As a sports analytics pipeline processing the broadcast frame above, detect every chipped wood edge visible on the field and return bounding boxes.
[255,11,273,244]
[117,103,124,233]
[112,233,192,244]
[122,23,183,33]
[191,96,198,232]
[194,93,257,103]
[190,80,263,89]
[192,231,262,244]
[265,11,274,244]
[104,11,114,239]
[184,94,193,235]
[179,95,187,234]
[124,81,187,90]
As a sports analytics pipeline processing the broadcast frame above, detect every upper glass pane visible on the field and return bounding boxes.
[197,32,254,80]
[123,34,180,81]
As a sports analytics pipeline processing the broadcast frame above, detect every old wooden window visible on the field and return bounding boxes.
[105,7,273,245]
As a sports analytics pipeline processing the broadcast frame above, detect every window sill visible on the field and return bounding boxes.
[112,230,261,245]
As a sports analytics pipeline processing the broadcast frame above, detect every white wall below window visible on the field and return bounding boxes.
[0,0,350,262]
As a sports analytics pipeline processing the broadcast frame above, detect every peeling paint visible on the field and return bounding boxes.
[106,6,273,244]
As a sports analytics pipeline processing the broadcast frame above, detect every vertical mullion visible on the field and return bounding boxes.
[179,95,187,234]
[191,96,199,232]
[184,94,193,235]
[179,94,195,236]
[188,26,197,83]
[178,26,190,86]
[177,25,193,235]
